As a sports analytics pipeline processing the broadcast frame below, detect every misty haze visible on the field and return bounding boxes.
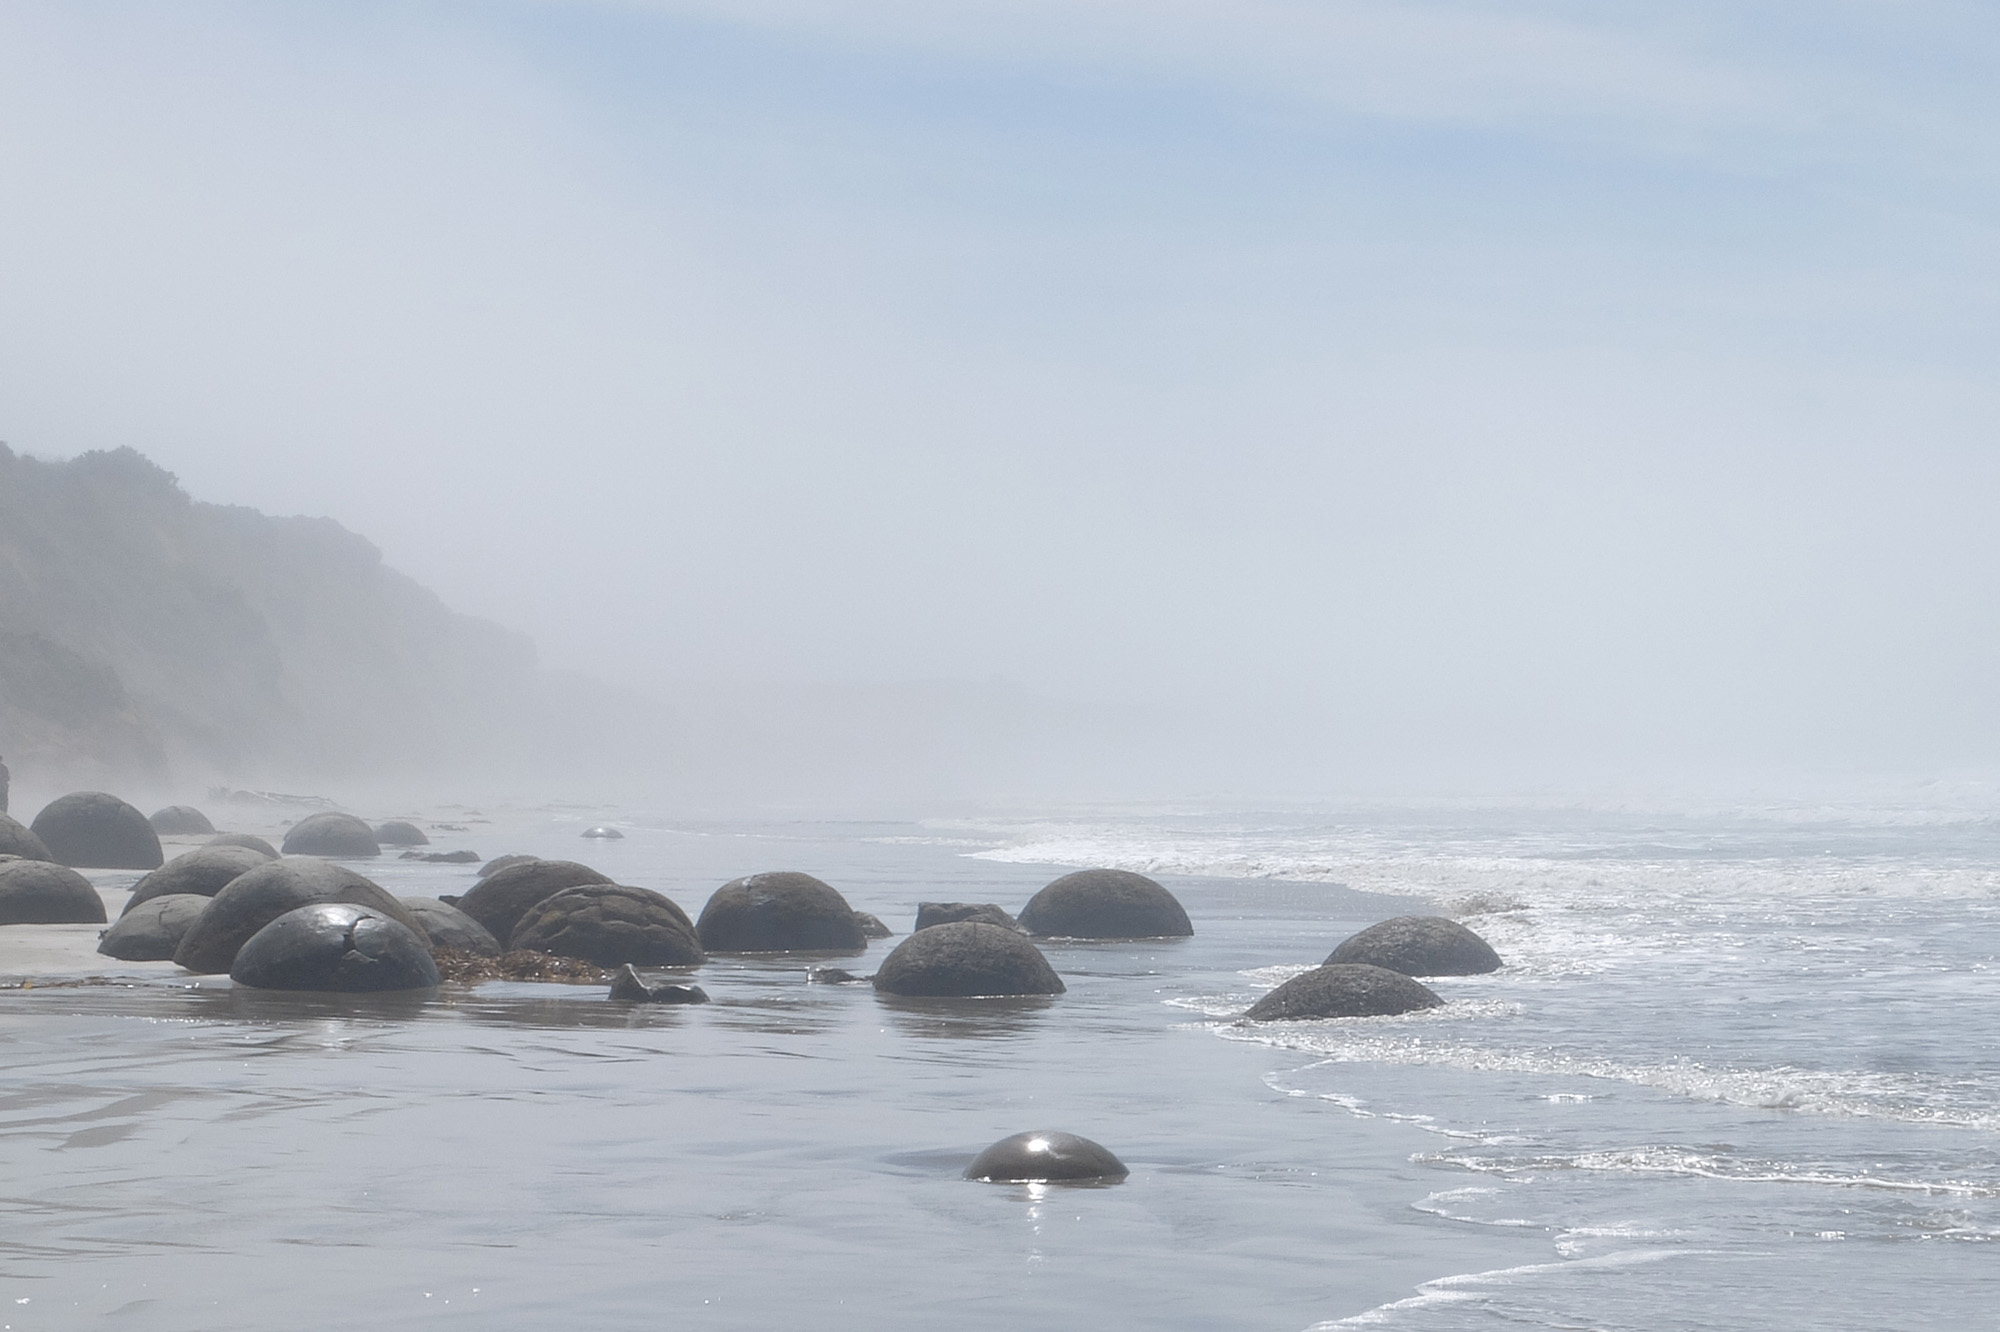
[1,5,1996,1330]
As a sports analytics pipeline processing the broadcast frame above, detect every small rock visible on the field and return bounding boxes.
[915,901,1023,933]
[806,967,871,984]
[580,826,624,839]
[852,910,893,939]
[608,964,709,1003]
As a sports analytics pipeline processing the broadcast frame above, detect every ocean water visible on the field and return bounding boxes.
[2,798,1995,1329]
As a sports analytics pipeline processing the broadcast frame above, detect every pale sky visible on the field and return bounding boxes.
[3,1,1999,786]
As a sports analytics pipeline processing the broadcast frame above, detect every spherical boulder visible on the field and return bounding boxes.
[965,1131,1127,1183]
[580,825,624,839]
[97,894,208,961]
[1242,964,1443,1021]
[511,885,704,967]
[124,845,268,914]
[915,901,1023,933]
[0,813,52,862]
[149,806,216,836]
[477,853,538,879]
[207,832,279,858]
[173,859,428,975]
[696,872,865,953]
[874,921,1064,997]
[453,859,612,945]
[1018,869,1191,940]
[398,897,502,956]
[0,859,107,925]
[280,812,381,858]
[30,792,163,870]
[374,820,429,847]
[230,903,440,992]
[1325,916,1501,976]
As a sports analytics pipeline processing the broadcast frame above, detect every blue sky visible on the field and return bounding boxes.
[3,1,1999,785]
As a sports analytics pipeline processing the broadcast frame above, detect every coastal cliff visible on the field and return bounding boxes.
[0,445,544,788]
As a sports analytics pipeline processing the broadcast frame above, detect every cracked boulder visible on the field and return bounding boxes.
[453,859,612,945]
[510,885,703,967]
[174,859,428,974]
[124,845,269,914]
[98,894,208,961]
[230,903,440,992]
[696,871,865,953]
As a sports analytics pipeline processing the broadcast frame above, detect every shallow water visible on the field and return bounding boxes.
[2,803,1996,1329]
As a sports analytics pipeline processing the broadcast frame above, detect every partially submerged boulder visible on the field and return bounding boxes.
[402,849,479,864]
[510,885,704,967]
[1242,964,1443,1021]
[1018,869,1191,940]
[173,859,427,975]
[124,845,269,914]
[207,832,280,858]
[1325,916,1501,976]
[915,901,1023,933]
[873,921,1064,997]
[374,820,429,847]
[580,825,624,839]
[608,964,709,1003]
[696,872,865,954]
[398,897,502,956]
[965,1131,1127,1183]
[0,813,51,862]
[280,812,381,858]
[98,894,208,961]
[30,792,163,870]
[230,904,440,992]
[452,859,612,945]
[149,805,216,836]
[0,859,107,925]
[853,911,893,939]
